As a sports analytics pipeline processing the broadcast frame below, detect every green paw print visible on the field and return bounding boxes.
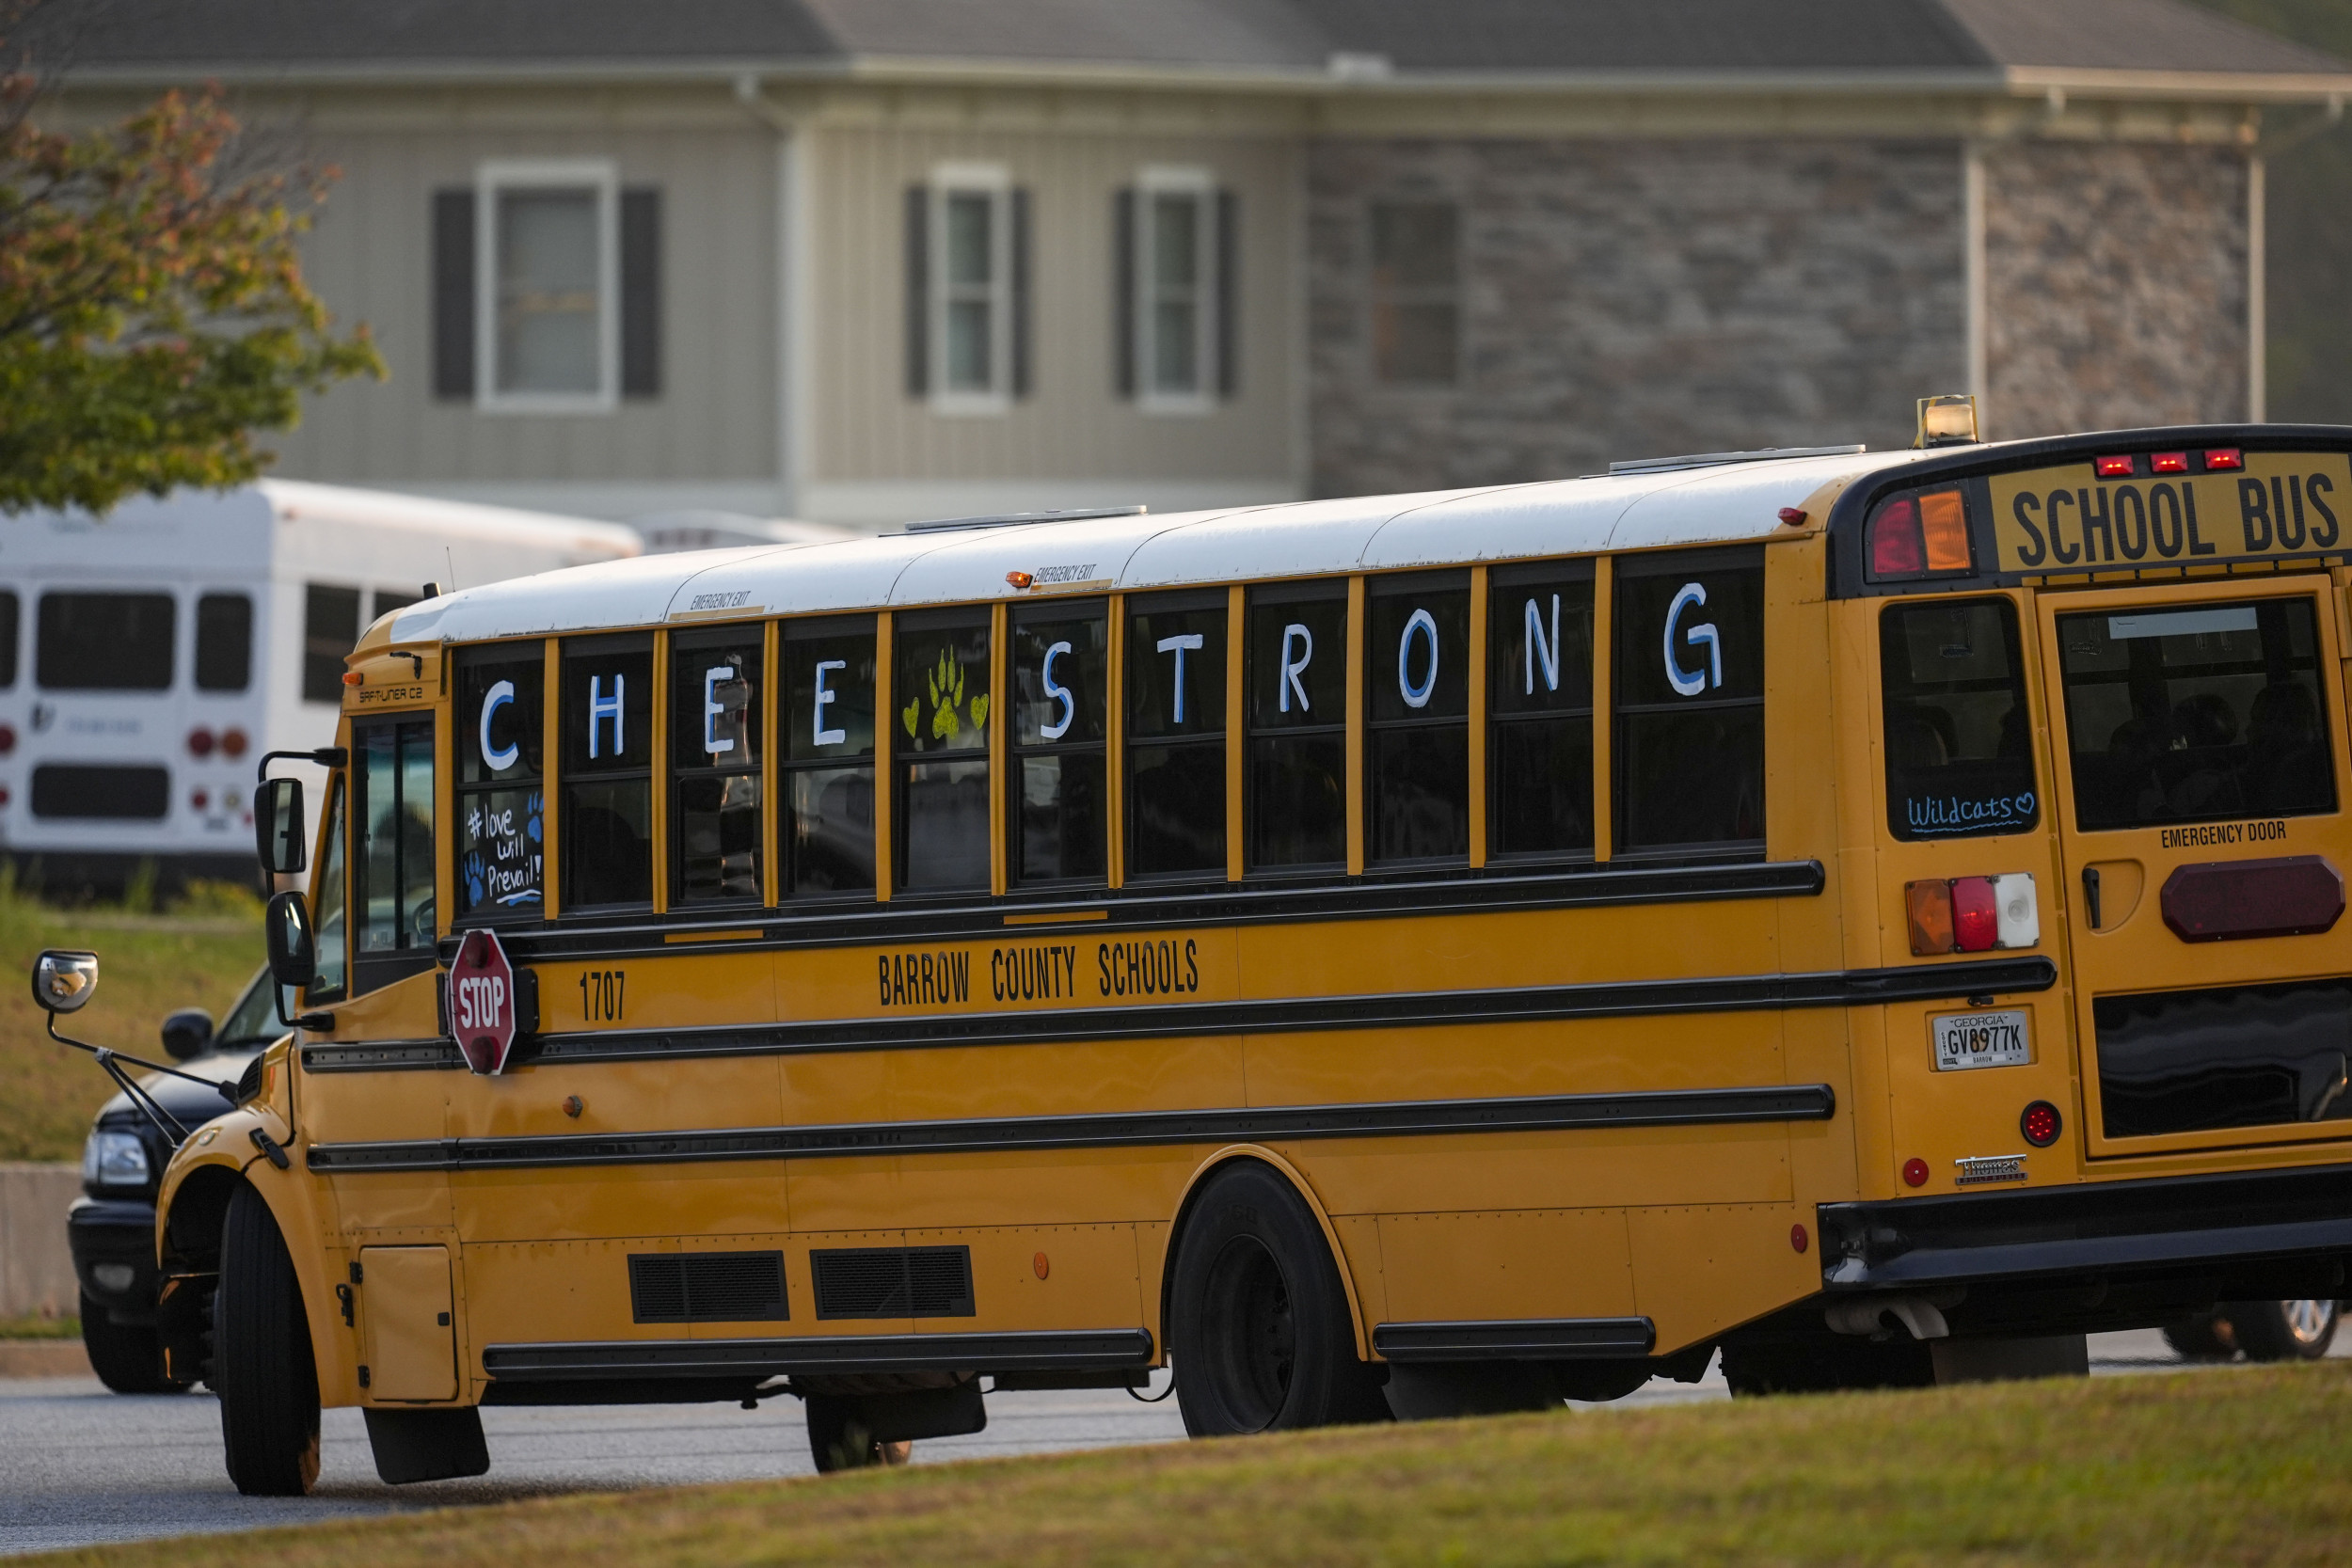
[900,697,918,738]
[928,649,966,741]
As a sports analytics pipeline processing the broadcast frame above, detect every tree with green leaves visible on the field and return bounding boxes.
[0,10,382,515]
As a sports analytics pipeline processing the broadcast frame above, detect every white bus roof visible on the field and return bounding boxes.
[386,447,1939,646]
[0,479,644,572]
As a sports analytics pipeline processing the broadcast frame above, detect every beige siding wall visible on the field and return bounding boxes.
[271,120,782,490]
[807,122,1301,495]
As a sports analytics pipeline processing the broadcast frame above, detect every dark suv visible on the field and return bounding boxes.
[67,968,286,1393]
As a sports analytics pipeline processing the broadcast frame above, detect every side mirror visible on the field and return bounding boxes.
[32,950,100,1014]
[160,1007,215,1061]
[256,778,307,877]
[263,892,318,990]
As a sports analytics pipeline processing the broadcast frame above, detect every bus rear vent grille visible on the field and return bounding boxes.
[628,1250,789,1324]
[809,1245,976,1320]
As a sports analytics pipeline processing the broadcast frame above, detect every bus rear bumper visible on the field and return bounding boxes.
[1818,1160,2352,1299]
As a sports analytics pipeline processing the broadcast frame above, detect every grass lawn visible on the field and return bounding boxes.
[0,877,263,1163]
[0,1313,78,1338]
[31,1361,2352,1567]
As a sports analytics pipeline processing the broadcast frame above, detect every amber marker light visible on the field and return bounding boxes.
[1902,1158,1930,1188]
[342,670,363,687]
[1005,571,1034,589]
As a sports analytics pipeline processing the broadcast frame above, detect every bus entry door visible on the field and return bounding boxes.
[2034,577,2352,1161]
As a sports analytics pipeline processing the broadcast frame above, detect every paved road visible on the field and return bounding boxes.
[3,1331,2341,1558]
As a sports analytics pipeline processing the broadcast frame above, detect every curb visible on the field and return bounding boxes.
[0,1338,93,1378]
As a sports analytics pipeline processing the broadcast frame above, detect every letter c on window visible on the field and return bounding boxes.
[1663,582,1721,698]
[1039,641,1075,739]
[479,680,518,773]
[1397,609,1438,709]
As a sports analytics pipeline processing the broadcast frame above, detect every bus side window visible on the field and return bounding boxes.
[1126,590,1227,879]
[1248,581,1348,870]
[670,628,763,905]
[561,634,656,911]
[1613,547,1765,859]
[195,593,253,692]
[310,773,348,1004]
[895,610,992,892]
[1880,597,2037,841]
[1487,562,1596,861]
[1367,571,1470,864]
[783,615,877,896]
[1010,599,1107,886]
[353,717,437,992]
[454,645,546,922]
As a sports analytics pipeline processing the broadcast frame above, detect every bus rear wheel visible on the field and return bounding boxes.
[2229,1299,2340,1362]
[215,1183,322,1496]
[1168,1163,1388,1436]
[803,1395,914,1473]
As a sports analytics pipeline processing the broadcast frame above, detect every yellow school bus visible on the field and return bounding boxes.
[90,405,2352,1492]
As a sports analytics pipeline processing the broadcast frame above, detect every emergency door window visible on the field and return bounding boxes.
[1010,599,1107,886]
[1488,562,1597,861]
[455,646,545,922]
[1613,547,1765,858]
[1248,581,1347,871]
[2058,597,2336,832]
[1881,598,2038,841]
[671,628,762,905]
[353,717,437,992]
[1126,591,1227,879]
[783,616,877,897]
[561,635,654,910]
[895,610,992,892]
[1366,572,1469,864]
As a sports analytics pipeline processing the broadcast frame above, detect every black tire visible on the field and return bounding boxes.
[803,1394,913,1473]
[215,1183,321,1496]
[2161,1312,2237,1360]
[2228,1299,2340,1363]
[1168,1163,1390,1436]
[80,1292,191,1395]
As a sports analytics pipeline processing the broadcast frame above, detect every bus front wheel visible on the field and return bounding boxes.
[215,1182,322,1496]
[803,1396,914,1472]
[1168,1163,1389,1436]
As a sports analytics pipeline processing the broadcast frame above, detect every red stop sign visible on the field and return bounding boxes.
[452,929,519,1075]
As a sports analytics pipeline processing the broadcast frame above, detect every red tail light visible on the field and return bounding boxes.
[186,726,215,757]
[1951,876,1999,951]
[0,723,14,755]
[0,786,11,807]
[2204,448,2243,471]
[2151,451,2187,474]
[1901,1158,1930,1188]
[190,789,210,811]
[2020,1101,2062,1148]
[2094,455,2134,478]
[219,727,249,758]
[1868,497,1924,577]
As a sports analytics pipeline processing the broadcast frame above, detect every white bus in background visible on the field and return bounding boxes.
[0,481,641,893]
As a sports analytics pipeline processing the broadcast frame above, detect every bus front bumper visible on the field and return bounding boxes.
[1818,1161,2352,1301]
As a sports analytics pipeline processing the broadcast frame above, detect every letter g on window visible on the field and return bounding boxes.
[1663,582,1721,698]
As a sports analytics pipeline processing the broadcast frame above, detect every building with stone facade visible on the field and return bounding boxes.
[52,0,2352,529]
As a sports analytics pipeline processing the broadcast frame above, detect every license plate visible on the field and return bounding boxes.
[1932,1009,2032,1071]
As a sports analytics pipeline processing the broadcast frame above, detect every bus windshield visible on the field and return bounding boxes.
[2057,597,2336,832]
